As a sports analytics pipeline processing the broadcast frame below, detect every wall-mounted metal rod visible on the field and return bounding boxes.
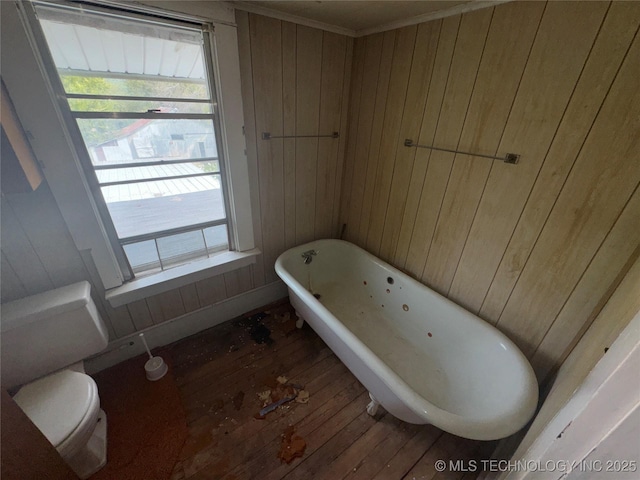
[262,131,339,140]
[404,139,520,164]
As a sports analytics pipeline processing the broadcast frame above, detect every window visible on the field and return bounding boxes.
[30,1,249,279]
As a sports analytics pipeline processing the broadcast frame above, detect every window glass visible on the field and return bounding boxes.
[35,2,230,276]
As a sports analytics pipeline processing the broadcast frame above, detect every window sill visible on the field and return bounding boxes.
[105,248,260,308]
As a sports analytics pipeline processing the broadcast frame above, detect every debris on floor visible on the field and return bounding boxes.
[295,390,310,404]
[232,391,244,410]
[253,375,310,418]
[277,426,307,464]
[234,312,274,345]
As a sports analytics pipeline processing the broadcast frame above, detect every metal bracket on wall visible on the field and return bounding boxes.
[404,139,520,164]
[262,131,339,140]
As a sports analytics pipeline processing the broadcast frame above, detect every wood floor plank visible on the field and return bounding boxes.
[370,426,443,480]
[161,301,492,480]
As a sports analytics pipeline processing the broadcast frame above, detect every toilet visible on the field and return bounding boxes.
[1,281,109,479]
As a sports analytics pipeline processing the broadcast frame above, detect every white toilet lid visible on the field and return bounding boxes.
[13,369,97,447]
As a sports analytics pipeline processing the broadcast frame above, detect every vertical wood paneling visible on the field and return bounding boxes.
[195,275,227,308]
[531,188,640,379]
[449,1,609,312]
[393,15,459,268]
[423,2,545,295]
[405,9,493,280]
[365,25,418,255]
[339,0,640,380]
[378,20,441,260]
[236,10,266,288]
[356,31,396,245]
[338,37,366,234]
[179,283,201,313]
[282,21,297,249]
[251,14,285,284]
[127,299,154,330]
[477,1,640,320]
[345,33,385,244]
[295,26,323,245]
[223,265,254,298]
[494,31,640,356]
[315,32,347,239]
[331,37,354,237]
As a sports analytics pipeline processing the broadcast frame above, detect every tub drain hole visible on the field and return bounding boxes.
[387,277,394,285]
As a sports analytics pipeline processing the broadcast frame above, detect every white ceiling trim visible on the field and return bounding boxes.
[228,1,357,37]
[355,0,510,37]
[228,1,511,38]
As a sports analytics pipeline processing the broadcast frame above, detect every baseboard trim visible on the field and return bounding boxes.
[86,280,288,374]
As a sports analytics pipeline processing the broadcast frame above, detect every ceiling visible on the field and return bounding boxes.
[231,1,500,37]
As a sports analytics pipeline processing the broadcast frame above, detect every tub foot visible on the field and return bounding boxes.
[366,393,381,417]
[295,311,305,329]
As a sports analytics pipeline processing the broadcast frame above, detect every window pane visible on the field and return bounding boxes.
[123,240,161,274]
[156,230,208,268]
[203,225,229,253]
[68,98,211,114]
[76,118,217,164]
[95,162,220,184]
[101,178,225,239]
[60,75,209,100]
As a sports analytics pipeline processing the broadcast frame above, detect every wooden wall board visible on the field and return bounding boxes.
[378,20,441,261]
[477,2,640,321]
[223,265,254,298]
[345,33,386,244]
[448,1,610,313]
[405,8,493,282]
[282,21,297,249]
[331,36,354,238]
[495,32,640,356]
[393,15,459,270]
[315,31,348,239]
[364,25,418,256]
[355,31,397,246]
[127,299,154,330]
[532,192,640,381]
[294,25,323,245]
[179,283,202,313]
[236,10,266,288]
[338,36,366,236]
[251,14,285,284]
[423,2,545,296]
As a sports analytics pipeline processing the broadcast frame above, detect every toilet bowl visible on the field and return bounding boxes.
[13,369,107,478]
[1,281,109,478]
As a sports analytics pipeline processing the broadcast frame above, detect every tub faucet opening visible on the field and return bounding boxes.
[302,250,317,264]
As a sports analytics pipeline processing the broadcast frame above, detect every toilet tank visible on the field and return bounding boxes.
[1,281,109,388]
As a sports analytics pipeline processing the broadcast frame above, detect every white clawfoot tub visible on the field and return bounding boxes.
[275,239,538,441]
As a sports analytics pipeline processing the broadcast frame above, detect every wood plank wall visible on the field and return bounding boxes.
[339,0,640,382]
[237,11,353,286]
[0,12,352,342]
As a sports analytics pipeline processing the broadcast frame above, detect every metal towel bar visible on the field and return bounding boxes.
[404,139,520,164]
[262,131,339,140]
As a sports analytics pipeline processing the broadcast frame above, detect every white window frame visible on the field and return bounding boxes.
[6,0,256,305]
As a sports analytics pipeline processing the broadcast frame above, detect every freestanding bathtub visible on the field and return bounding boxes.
[275,239,538,441]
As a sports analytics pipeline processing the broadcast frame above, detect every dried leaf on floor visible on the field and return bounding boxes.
[277,426,306,464]
[257,390,272,405]
[295,390,310,404]
[276,375,288,385]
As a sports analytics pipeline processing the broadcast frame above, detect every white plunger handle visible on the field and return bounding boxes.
[139,333,153,359]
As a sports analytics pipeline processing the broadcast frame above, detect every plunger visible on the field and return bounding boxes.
[139,333,168,381]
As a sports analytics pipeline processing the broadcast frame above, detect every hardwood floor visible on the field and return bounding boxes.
[163,301,496,480]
